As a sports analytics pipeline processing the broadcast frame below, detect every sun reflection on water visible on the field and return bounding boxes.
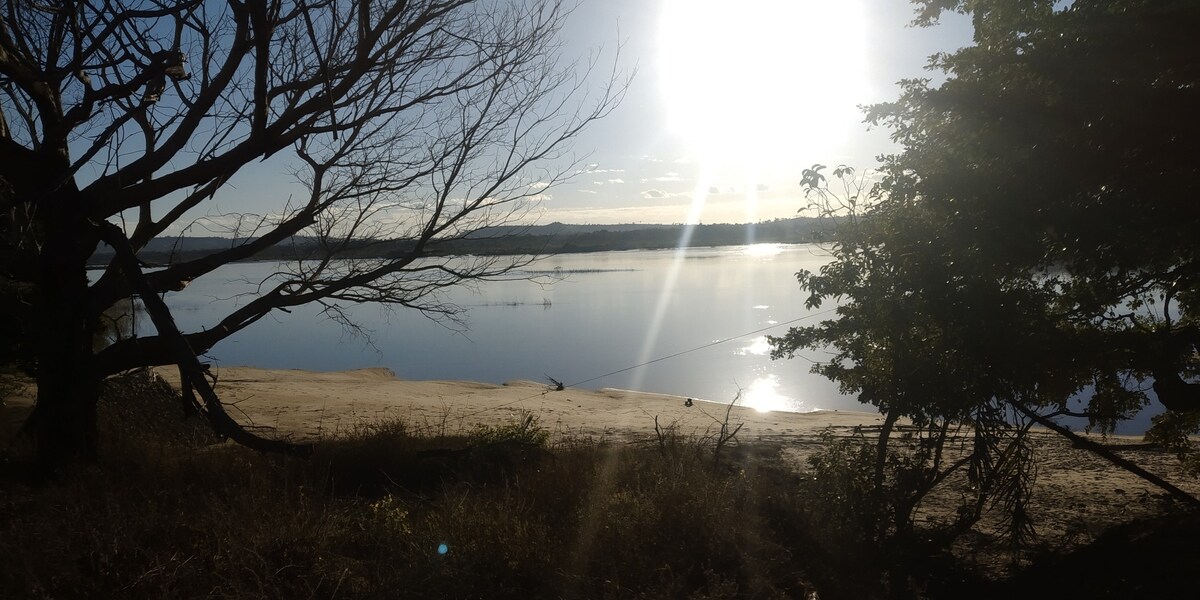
[743,243,783,257]
[737,336,771,356]
[740,375,793,413]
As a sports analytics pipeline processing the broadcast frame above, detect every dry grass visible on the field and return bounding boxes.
[0,372,846,599]
[0,423,844,598]
[2,371,1197,599]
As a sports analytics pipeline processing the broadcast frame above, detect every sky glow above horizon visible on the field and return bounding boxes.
[658,0,869,173]
[525,0,972,226]
[654,0,870,224]
[154,0,974,236]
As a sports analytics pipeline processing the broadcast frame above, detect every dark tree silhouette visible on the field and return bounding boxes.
[772,0,1200,537]
[0,0,624,466]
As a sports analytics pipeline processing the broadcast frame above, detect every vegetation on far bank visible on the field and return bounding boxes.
[86,218,833,267]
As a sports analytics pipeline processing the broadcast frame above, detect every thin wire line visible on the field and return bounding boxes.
[565,307,840,388]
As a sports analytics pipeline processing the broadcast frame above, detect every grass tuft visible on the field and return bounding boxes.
[15,386,1157,598]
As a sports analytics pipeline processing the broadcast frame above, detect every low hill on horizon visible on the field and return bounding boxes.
[89,217,834,266]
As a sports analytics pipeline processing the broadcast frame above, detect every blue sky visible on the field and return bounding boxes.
[181,0,973,234]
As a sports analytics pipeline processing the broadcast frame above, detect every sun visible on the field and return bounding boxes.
[657,0,869,176]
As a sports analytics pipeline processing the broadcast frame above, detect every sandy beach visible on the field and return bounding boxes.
[147,367,1200,548]
[5,365,1197,555]
[152,366,889,444]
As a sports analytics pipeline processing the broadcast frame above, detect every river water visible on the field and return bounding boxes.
[152,243,862,413]
[138,242,1162,433]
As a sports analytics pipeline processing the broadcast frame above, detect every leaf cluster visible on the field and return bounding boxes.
[775,0,1200,450]
[773,0,1200,551]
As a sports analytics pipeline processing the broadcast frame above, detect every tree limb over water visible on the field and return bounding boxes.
[0,0,625,466]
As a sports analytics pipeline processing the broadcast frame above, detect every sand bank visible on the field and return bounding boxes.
[5,365,1199,555]
[148,366,1200,549]
[154,366,887,443]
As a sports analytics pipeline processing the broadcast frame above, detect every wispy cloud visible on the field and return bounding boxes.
[577,163,626,175]
[706,186,738,195]
[640,172,685,184]
[641,189,690,200]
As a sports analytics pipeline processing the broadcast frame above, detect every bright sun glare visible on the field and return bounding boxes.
[743,243,783,257]
[742,375,794,413]
[657,0,868,176]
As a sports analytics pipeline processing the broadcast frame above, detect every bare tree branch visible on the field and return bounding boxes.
[3,0,627,462]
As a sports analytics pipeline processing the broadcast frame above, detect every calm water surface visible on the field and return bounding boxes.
[158,243,863,413]
[142,242,1164,432]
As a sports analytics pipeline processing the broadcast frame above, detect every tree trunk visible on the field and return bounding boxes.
[22,199,101,468]
[873,407,900,539]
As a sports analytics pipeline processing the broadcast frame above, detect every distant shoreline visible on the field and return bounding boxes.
[88,217,836,267]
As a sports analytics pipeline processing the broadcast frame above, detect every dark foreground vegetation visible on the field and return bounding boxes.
[3,371,1199,599]
[4,0,1198,595]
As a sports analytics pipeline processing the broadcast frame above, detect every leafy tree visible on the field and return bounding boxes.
[772,0,1200,535]
[0,0,623,466]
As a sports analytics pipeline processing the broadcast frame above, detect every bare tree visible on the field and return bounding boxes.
[0,0,625,466]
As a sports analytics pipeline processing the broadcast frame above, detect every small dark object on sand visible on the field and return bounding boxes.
[546,375,565,391]
[684,398,694,407]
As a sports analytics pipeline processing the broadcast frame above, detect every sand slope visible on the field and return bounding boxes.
[5,365,1195,562]
[154,366,887,442]
[148,366,1200,560]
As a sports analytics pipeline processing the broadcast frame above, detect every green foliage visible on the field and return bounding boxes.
[773,0,1200,495]
[804,429,889,543]
[801,418,1037,557]
[1146,411,1200,476]
[467,412,550,449]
